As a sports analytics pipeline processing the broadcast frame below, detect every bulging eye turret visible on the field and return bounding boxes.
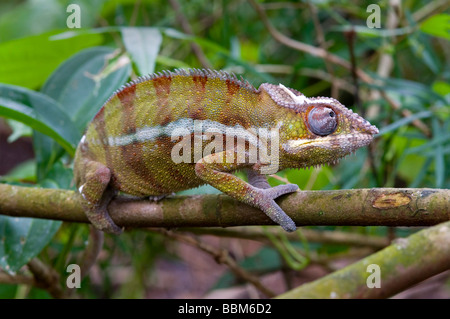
[307,106,338,136]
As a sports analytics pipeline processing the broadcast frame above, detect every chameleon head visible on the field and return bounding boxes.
[261,83,379,168]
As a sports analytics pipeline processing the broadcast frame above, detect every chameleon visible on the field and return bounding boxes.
[74,68,378,234]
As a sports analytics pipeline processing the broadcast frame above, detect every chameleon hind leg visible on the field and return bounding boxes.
[77,160,122,235]
[195,149,298,232]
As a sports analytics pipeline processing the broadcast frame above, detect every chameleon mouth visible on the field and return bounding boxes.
[283,132,375,153]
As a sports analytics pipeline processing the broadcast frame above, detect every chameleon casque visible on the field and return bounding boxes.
[74,68,378,234]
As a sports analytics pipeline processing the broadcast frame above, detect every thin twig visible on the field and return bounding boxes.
[307,1,338,99]
[248,0,366,80]
[179,226,389,249]
[344,29,361,115]
[151,228,276,297]
[79,228,104,279]
[345,28,380,186]
[268,173,290,184]
[367,0,400,119]
[168,0,212,69]
[261,2,307,10]
[227,64,356,94]
[27,258,64,298]
[0,271,34,285]
[129,0,141,26]
[412,0,450,22]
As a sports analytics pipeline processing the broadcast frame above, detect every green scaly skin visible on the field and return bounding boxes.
[74,69,378,234]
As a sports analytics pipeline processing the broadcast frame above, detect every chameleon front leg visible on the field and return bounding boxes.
[194,149,298,232]
[77,160,122,234]
[247,169,272,189]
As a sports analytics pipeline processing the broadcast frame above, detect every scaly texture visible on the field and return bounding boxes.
[73,68,378,234]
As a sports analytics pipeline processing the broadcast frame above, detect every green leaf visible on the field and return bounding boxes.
[282,166,334,190]
[155,55,191,69]
[0,160,36,183]
[5,119,32,143]
[162,27,228,54]
[370,76,445,105]
[333,25,415,38]
[73,53,132,130]
[0,84,79,155]
[39,161,74,190]
[432,81,450,96]
[121,27,162,76]
[0,0,104,43]
[407,35,441,74]
[378,111,432,135]
[0,0,64,43]
[420,13,450,41]
[32,131,64,182]
[432,119,445,188]
[41,46,132,130]
[0,30,103,89]
[0,216,61,274]
[36,47,131,179]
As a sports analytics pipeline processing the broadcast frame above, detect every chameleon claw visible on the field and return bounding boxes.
[263,184,299,199]
[262,199,297,232]
[86,208,123,235]
[86,212,123,235]
[251,184,298,232]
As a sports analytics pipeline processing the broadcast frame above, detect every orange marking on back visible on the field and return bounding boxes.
[226,79,239,96]
[192,74,208,91]
[117,84,137,135]
[152,76,172,100]
[117,84,137,109]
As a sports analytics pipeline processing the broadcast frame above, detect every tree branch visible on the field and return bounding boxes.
[277,220,450,298]
[27,258,64,298]
[0,184,448,229]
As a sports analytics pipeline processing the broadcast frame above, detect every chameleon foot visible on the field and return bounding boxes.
[85,206,123,235]
[251,184,299,232]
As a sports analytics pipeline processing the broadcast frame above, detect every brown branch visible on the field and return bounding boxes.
[0,184,448,229]
[0,259,64,297]
[277,220,450,298]
[0,271,34,286]
[79,228,104,279]
[151,228,276,297]
[412,0,450,22]
[27,258,64,298]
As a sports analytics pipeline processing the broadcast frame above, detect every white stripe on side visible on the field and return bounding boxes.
[89,118,270,150]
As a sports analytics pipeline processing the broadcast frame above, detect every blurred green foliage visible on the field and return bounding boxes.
[0,0,448,298]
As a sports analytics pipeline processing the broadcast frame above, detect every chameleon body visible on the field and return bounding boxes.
[74,69,378,234]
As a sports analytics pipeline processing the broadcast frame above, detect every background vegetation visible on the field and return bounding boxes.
[0,0,448,298]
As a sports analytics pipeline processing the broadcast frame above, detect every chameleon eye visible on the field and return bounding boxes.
[308,106,338,136]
